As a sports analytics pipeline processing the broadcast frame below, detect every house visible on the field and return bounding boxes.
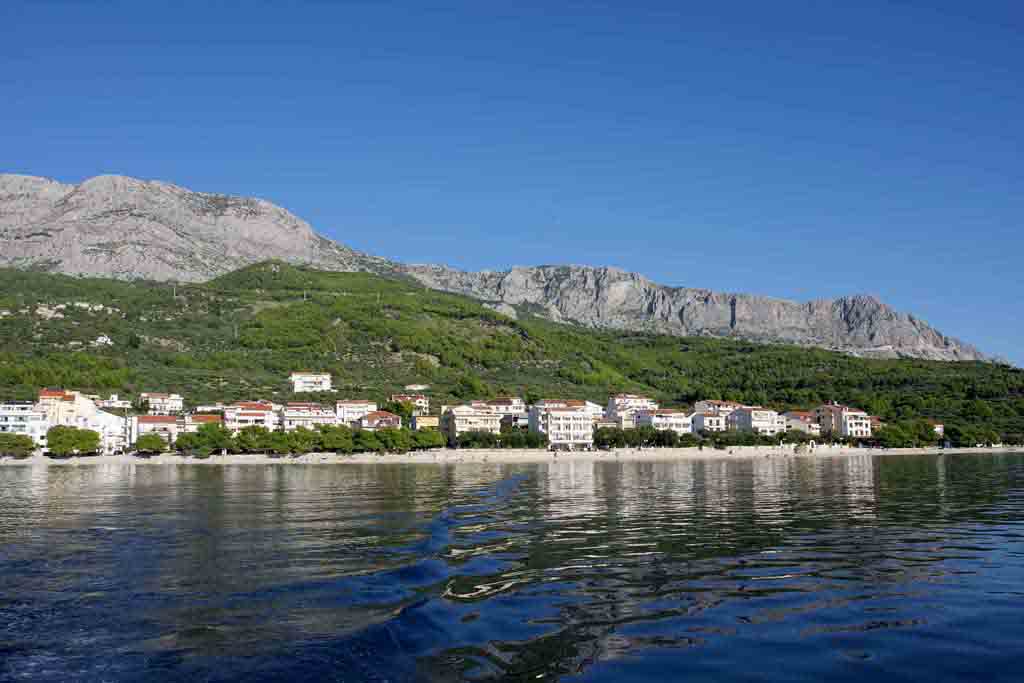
[290,372,333,393]
[96,394,132,410]
[529,403,593,450]
[605,394,658,428]
[442,405,502,442]
[391,394,430,415]
[360,411,403,431]
[38,389,128,454]
[135,415,179,446]
[280,402,336,431]
[224,402,279,433]
[693,400,745,418]
[727,407,785,436]
[816,403,873,439]
[336,400,378,427]
[692,412,727,433]
[181,414,223,433]
[412,415,440,431]
[783,411,822,436]
[482,397,527,416]
[140,392,184,415]
[0,401,48,446]
[634,409,693,435]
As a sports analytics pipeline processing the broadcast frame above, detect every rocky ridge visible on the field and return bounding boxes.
[0,173,990,361]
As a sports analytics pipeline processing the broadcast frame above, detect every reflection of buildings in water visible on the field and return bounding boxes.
[544,460,599,522]
[840,455,878,520]
[751,456,793,526]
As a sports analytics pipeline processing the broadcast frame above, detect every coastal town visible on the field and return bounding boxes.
[0,369,942,458]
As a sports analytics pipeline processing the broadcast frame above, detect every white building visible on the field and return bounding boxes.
[442,405,501,442]
[783,411,822,436]
[336,400,378,426]
[181,414,224,433]
[481,397,527,416]
[37,389,128,454]
[360,411,403,431]
[134,415,179,446]
[693,400,745,418]
[224,402,279,433]
[280,402,337,431]
[529,404,593,451]
[635,409,693,435]
[290,372,333,393]
[0,401,48,446]
[816,403,873,439]
[692,412,727,433]
[141,392,184,415]
[727,407,785,436]
[391,394,430,415]
[606,394,658,429]
[96,394,132,410]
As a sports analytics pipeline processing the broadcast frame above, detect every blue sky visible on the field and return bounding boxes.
[2,1,1021,363]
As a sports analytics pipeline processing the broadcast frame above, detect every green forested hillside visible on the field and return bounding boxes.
[0,262,1021,440]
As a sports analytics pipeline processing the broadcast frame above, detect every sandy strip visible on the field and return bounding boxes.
[1,445,1021,466]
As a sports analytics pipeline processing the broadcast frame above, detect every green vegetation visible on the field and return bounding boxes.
[455,430,548,449]
[0,433,35,458]
[1,262,1022,442]
[134,433,168,454]
[45,426,100,456]
[169,423,446,456]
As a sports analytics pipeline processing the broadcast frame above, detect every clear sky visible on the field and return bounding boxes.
[3,1,1021,363]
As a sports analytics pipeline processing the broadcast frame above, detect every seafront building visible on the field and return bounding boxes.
[634,409,693,435]
[290,372,333,393]
[0,401,48,446]
[96,394,132,410]
[606,394,658,429]
[280,402,337,431]
[37,389,128,454]
[783,411,822,436]
[181,414,223,432]
[224,402,279,433]
[529,402,594,450]
[411,415,440,431]
[816,403,873,439]
[360,411,403,431]
[391,393,430,415]
[442,405,502,442]
[135,415,180,444]
[140,392,185,415]
[727,407,786,436]
[693,400,744,418]
[336,400,378,426]
[692,412,727,433]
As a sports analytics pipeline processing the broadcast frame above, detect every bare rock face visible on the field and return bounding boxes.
[0,173,990,361]
[0,173,387,281]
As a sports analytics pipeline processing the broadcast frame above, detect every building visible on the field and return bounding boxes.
[280,402,337,431]
[529,404,593,450]
[38,389,128,454]
[391,394,430,415]
[692,412,727,433]
[482,397,527,416]
[693,400,745,418]
[336,400,378,427]
[290,372,333,393]
[816,403,873,439]
[360,411,403,431]
[606,394,658,429]
[140,392,184,415]
[727,407,785,436]
[411,415,440,431]
[224,402,279,433]
[96,394,132,410]
[135,415,179,446]
[0,401,48,446]
[181,414,224,433]
[442,405,502,442]
[635,409,693,435]
[783,411,822,436]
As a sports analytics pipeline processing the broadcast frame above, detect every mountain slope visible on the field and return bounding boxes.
[0,173,989,361]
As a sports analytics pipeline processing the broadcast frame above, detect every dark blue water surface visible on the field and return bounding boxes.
[2,453,1023,681]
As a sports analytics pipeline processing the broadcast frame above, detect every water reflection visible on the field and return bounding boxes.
[1,454,1023,682]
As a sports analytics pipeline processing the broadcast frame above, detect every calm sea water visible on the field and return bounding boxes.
[1,454,1023,682]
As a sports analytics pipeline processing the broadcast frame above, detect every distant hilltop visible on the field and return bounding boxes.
[0,172,990,362]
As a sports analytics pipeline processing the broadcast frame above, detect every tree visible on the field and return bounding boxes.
[413,429,446,450]
[174,432,204,455]
[46,426,102,456]
[288,427,320,454]
[235,425,272,453]
[354,429,381,453]
[135,433,167,454]
[381,401,414,427]
[317,424,354,453]
[196,423,234,453]
[0,433,35,458]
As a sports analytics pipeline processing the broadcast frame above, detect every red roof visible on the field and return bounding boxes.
[190,414,222,423]
[139,415,177,424]
[39,389,70,399]
[233,402,272,410]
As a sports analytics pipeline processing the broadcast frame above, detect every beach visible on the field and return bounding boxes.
[2,444,1021,466]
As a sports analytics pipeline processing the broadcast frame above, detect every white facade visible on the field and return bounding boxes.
[635,409,693,435]
[290,372,333,393]
[280,402,337,431]
[481,397,527,416]
[606,394,658,429]
[224,402,279,433]
[0,401,48,446]
[391,394,430,415]
[529,405,593,450]
[443,405,501,442]
[816,403,873,439]
[783,411,822,436]
[727,407,785,436]
[134,415,179,446]
[336,400,378,426]
[141,393,184,415]
[692,412,727,433]
[38,390,128,453]
[693,400,744,418]
[96,394,132,410]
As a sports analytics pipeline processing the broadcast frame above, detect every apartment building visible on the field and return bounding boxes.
[0,401,48,446]
[529,404,593,450]
[181,414,224,433]
[693,400,745,418]
[360,411,403,431]
[411,415,440,431]
[38,389,128,454]
[691,412,727,433]
[96,394,132,410]
[605,394,659,429]
[481,397,526,416]
[816,403,873,439]
[141,392,184,415]
[280,402,337,431]
[783,411,822,436]
[391,394,430,415]
[727,407,786,436]
[135,415,180,445]
[290,372,333,393]
[634,409,693,435]
[224,402,279,433]
[442,405,502,442]
[336,400,378,427]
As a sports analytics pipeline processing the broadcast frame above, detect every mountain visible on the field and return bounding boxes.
[0,173,989,361]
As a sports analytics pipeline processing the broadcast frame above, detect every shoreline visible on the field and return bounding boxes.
[2,445,1022,466]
